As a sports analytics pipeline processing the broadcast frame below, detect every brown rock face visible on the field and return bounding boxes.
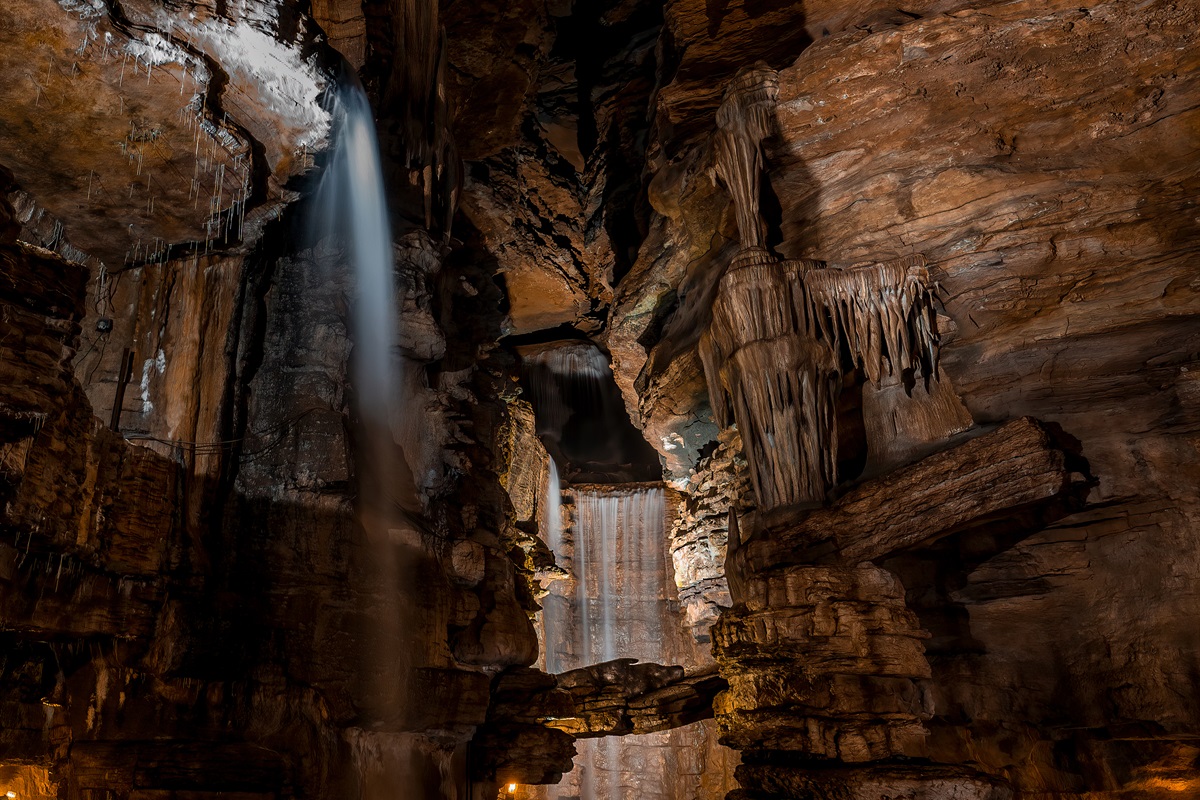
[668,429,746,641]
[730,417,1094,575]
[0,0,334,266]
[0,176,538,800]
[710,413,1093,795]
[760,3,1198,794]
[462,156,608,335]
[469,659,727,789]
[713,564,933,762]
[3,0,1199,797]
[607,0,1199,795]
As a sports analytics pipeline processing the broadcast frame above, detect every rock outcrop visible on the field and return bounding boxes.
[712,416,1093,796]
[600,1,1200,795]
[2,0,1199,798]
[469,659,727,788]
[0,0,335,266]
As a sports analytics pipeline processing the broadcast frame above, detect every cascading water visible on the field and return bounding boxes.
[572,488,665,665]
[541,484,670,800]
[321,81,403,511]
[520,340,727,799]
[540,457,565,674]
[318,80,431,797]
[519,341,632,472]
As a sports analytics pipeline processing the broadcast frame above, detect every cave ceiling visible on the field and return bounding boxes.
[0,0,334,267]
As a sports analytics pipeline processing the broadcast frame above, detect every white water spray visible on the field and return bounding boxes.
[541,457,565,673]
[326,83,398,448]
[318,80,430,798]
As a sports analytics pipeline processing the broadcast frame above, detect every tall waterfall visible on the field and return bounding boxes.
[542,484,670,800]
[322,81,402,496]
[541,458,565,674]
[319,81,430,797]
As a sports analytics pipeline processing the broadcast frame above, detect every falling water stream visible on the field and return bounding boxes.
[541,458,565,674]
[323,81,401,497]
[542,482,668,800]
[318,81,437,798]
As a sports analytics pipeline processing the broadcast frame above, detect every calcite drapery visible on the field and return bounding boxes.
[713,66,779,250]
[699,247,840,511]
[701,67,944,511]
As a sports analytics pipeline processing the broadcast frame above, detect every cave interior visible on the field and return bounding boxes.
[0,1,1199,799]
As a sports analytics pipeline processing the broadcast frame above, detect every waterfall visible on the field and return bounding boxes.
[318,80,427,796]
[542,484,668,800]
[572,487,665,666]
[541,457,564,674]
[321,81,401,488]
[521,341,610,440]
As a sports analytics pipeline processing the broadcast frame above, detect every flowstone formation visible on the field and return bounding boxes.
[696,66,1097,799]
[699,66,943,512]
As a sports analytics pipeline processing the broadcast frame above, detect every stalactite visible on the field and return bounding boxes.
[804,255,940,384]
[702,246,854,509]
[388,0,439,159]
[712,66,778,249]
[384,0,460,240]
[723,336,839,511]
[700,67,943,510]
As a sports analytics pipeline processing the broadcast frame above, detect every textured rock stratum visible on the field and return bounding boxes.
[0,0,334,266]
[602,0,1200,796]
[1,0,1198,798]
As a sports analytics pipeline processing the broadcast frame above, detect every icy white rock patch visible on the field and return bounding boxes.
[169,15,331,149]
[123,31,212,84]
[125,32,187,66]
[57,0,105,19]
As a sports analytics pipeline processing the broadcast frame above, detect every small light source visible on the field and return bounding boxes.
[507,784,516,793]
[8,791,17,798]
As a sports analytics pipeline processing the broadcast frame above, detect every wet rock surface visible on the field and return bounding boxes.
[0,179,538,800]
[0,0,334,266]
[1,0,1198,798]
[469,659,728,789]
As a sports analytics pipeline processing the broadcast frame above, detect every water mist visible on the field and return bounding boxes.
[541,483,669,800]
[318,79,431,797]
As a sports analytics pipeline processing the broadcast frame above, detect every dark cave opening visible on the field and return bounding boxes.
[512,338,661,484]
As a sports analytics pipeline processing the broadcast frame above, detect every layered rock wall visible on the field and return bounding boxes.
[2,0,1199,798]
[606,0,1200,796]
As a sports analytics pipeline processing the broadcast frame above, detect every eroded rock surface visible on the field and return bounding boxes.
[469,659,727,788]
[2,0,1199,798]
[0,0,333,266]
